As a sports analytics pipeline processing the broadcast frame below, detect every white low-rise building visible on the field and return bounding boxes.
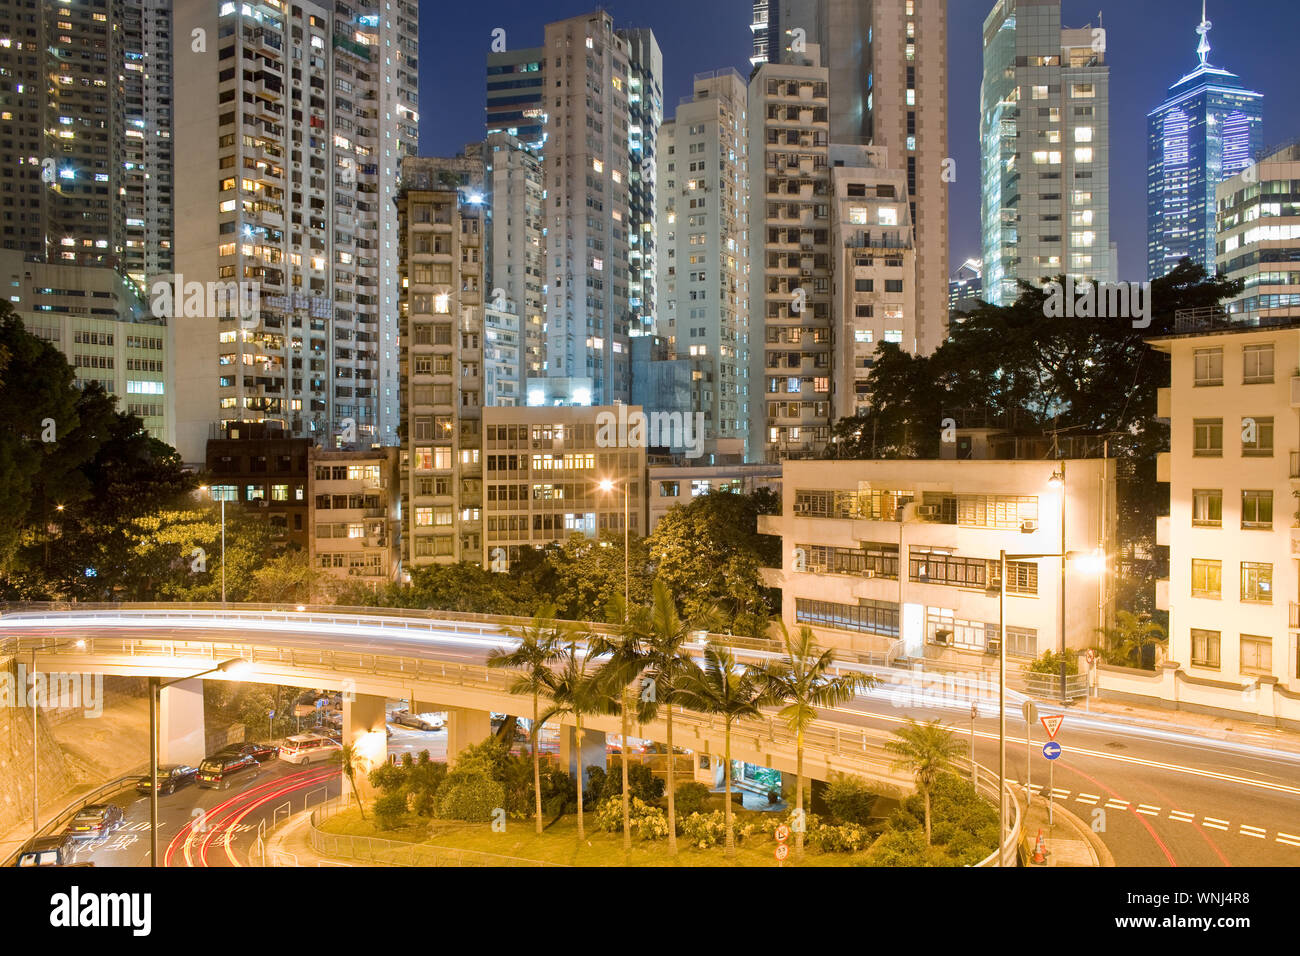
[759,458,1116,667]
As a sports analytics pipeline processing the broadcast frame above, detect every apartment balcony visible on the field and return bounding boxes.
[1156,387,1170,420]
[1156,451,1171,483]
[1155,578,1169,612]
[1156,514,1170,548]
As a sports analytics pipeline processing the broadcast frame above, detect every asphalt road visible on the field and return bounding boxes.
[10,610,1300,866]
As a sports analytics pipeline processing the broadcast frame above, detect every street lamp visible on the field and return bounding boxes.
[1049,467,1067,701]
[30,638,86,835]
[597,478,630,617]
[995,544,1104,864]
[198,485,227,604]
[148,659,249,867]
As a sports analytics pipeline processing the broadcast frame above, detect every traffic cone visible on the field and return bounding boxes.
[1033,829,1047,864]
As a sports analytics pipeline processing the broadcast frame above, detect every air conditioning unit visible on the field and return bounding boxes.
[861,569,876,579]
[1020,519,1038,533]
[934,629,952,645]
[916,505,940,519]
[986,637,1001,655]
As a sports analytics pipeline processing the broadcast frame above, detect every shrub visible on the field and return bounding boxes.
[437,774,506,823]
[881,774,998,866]
[671,781,712,816]
[598,760,666,804]
[368,762,406,794]
[372,792,409,831]
[824,774,878,825]
[805,822,873,854]
[1024,650,1078,677]
[593,796,670,841]
[677,811,756,848]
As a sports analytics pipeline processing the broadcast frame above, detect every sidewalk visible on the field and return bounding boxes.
[262,805,387,867]
[1017,786,1113,867]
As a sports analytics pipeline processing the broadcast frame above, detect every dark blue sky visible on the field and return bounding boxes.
[419,0,1300,283]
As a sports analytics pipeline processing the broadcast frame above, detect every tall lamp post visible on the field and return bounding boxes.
[198,485,227,604]
[1049,467,1067,701]
[996,545,1104,864]
[149,659,248,867]
[30,638,86,836]
[598,478,630,615]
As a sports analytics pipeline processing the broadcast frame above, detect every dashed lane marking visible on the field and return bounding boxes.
[1105,798,1130,810]
[1136,804,1162,816]
[1168,810,1195,823]
[1277,832,1300,847]
[1075,792,1100,805]
[1202,817,1230,831]
[1239,825,1266,839]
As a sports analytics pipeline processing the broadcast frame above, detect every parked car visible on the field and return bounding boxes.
[390,709,441,731]
[14,834,94,867]
[196,753,259,789]
[62,804,125,841]
[215,742,278,763]
[278,734,342,765]
[313,727,342,743]
[136,764,198,795]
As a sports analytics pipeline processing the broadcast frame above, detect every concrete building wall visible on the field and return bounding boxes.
[309,446,401,588]
[1216,145,1300,325]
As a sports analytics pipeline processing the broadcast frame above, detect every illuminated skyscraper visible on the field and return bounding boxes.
[1147,2,1263,281]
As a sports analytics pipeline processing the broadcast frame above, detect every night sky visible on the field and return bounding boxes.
[418,0,1300,284]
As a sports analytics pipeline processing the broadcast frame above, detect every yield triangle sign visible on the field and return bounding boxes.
[1040,714,1064,740]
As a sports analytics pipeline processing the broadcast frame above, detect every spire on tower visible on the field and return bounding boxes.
[1196,0,1213,67]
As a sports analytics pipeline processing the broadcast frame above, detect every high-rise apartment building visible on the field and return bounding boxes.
[486,47,547,154]
[0,0,126,268]
[829,145,916,421]
[397,161,485,569]
[539,12,660,407]
[1216,144,1300,325]
[484,132,546,395]
[981,0,1111,305]
[171,0,419,463]
[747,0,949,354]
[120,0,174,290]
[748,49,832,462]
[621,28,663,342]
[657,69,751,459]
[1147,5,1263,281]
[949,257,984,314]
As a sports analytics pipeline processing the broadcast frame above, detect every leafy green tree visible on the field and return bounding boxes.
[884,720,968,846]
[488,604,568,834]
[751,625,877,856]
[1096,609,1167,669]
[536,638,619,840]
[545,531,651,621]
[248,548,332,604]
[673,643,764,856]
[648,490,779,631]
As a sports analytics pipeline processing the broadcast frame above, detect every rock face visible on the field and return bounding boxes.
[0,669,73,837]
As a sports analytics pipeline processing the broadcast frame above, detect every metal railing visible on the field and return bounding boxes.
[959,758,1022,868]
[307,797,567,867]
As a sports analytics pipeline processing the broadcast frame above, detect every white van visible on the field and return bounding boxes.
[279,734,342,765]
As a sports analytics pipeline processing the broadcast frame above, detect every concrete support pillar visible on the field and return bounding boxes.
[445,708,492,762]
[557,726,607,781]
[158,679,206,767]
[343,694,388,800]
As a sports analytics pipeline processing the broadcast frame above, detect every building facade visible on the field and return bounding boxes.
[829,144,916,421]
[657,69,751,460]
[1216,144,1300,324]
[486,46,546,154]
[748,50,831,462]
[981,0,1111,305]
[1152,321,1300,696]
[760,458,1115,663]
[172,0,419,461]
[309,446,400,588]
[1147,6,1263,281]
[949,257,984,315]
[649,462,781,532]
[482,405,646,571]
[398,162,484,569]
[3,252,171,442]
[204,423,311,550]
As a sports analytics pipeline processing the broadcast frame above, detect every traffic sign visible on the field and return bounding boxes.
[1040,714,1064,739]
[1042,741,1062,760]
[1022,699,1038,725]
[775,844,790,862]
[775,825,790,843]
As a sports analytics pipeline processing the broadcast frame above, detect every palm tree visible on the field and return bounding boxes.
[589,596,651,853]
[537,638,619,840]
[488,604,567,834]
[339,742,366,820]
[674,643,763,856]
[884,719,967,846]
[751,624,878,856]
[1096,610,1167,669]
[636,581,708,855]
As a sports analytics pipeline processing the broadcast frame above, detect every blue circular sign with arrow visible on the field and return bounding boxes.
[1043,741,1062,760]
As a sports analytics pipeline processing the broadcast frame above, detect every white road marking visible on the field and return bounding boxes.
[1075,793,1099,805]
[1169,810,1195,822]
[1202,817,1230,831]
[1136,804,1161,816]
[1239,825,1266,839]
[1105,799,1129,810]
[1276,832,1300,847]
[1051,788,1070,799]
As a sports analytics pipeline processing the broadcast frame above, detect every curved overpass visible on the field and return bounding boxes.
[0,604,1022,865]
